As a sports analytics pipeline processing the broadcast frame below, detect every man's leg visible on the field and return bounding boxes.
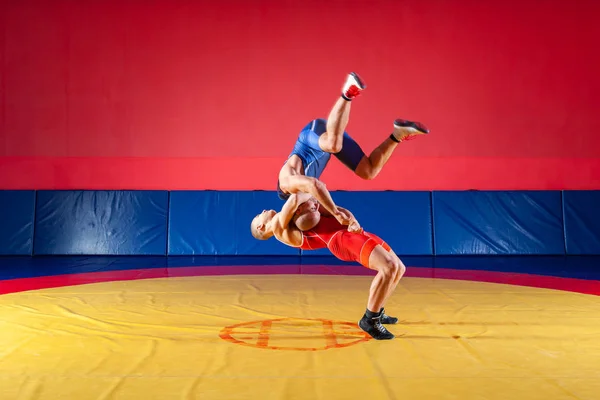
[332,119,429,180]
[354,136,399,180]
[312,72,429,180]
[378,248,405,324]
[318,72,366,153]
[363,242,404,324]
[354,119,430,180]
[358,244,402,340]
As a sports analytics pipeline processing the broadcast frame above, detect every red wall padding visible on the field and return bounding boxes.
[1,0,599,190]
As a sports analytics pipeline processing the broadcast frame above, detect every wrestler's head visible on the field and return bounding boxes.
[293,197,321,231]
[250,209,277,240]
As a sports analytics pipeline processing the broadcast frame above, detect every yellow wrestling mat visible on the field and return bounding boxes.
[1,275,599,399]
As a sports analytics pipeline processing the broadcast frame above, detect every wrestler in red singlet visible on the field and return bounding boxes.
[297,215,391,268]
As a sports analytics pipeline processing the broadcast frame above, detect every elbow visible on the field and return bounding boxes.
[320,138,343,154]
[279,178,302,197]
[278,178,291,194]
[286,193,300,209]
[288,193,299,204]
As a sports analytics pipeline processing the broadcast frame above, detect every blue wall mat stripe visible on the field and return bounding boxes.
[0,191,35,255]
[429,191,436,255]
[34,191,169,255]
[3,189,596,257]
[300,191,433,257]
[168,191,300,256]
[432,191,565,255]
[563,191,600,255]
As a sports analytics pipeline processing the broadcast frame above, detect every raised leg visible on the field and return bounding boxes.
[318,72,366,153]
[354,119,430,180]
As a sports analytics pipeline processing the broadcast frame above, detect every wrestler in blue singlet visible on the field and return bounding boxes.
[277,118,366,200]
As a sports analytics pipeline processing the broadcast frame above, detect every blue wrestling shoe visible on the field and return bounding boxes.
[392,118,430,141]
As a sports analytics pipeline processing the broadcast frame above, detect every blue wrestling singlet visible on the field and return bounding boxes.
[277,119,366,200]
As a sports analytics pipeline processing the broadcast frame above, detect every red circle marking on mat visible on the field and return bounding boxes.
[219,318,371,351]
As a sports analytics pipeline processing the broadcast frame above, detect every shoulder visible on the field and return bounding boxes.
[274,226,303,247]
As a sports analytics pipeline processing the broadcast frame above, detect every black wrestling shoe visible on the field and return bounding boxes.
[359,316,395,340]
[380,308,398,325]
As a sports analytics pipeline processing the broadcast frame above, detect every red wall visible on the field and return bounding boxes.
[1,0,599,190]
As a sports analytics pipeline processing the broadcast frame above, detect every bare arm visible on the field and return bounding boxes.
[335,206,355,221]
[271,194,303,235]
[278,175,337,216]
[279,175,348,223]
[335,206,363,233]
[270,194,307,246]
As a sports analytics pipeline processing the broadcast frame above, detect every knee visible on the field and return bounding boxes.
[321,138,343,154]
[354,158,380,180]
[395,259,406,281]
[355,165,377,180]
[380,257,399,280]
[382,257,405,284]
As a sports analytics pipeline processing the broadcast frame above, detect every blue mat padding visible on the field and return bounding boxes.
[300,191,433,256]
[563,191,600,255]
[34,191,169,255]
[168,191,299,256]
[0,191,35,255]
[432,191,565,255]
[0,189,597,257]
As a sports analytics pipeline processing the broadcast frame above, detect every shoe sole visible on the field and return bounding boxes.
[349,72,366,90]
[394,119,429,134]
[358,320,395,340]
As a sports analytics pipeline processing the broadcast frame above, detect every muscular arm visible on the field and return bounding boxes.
[335,206,355,221]
[333,206,363,233]
[278,175,341,218]
[270,194,306,246]
[271,194,304,234]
